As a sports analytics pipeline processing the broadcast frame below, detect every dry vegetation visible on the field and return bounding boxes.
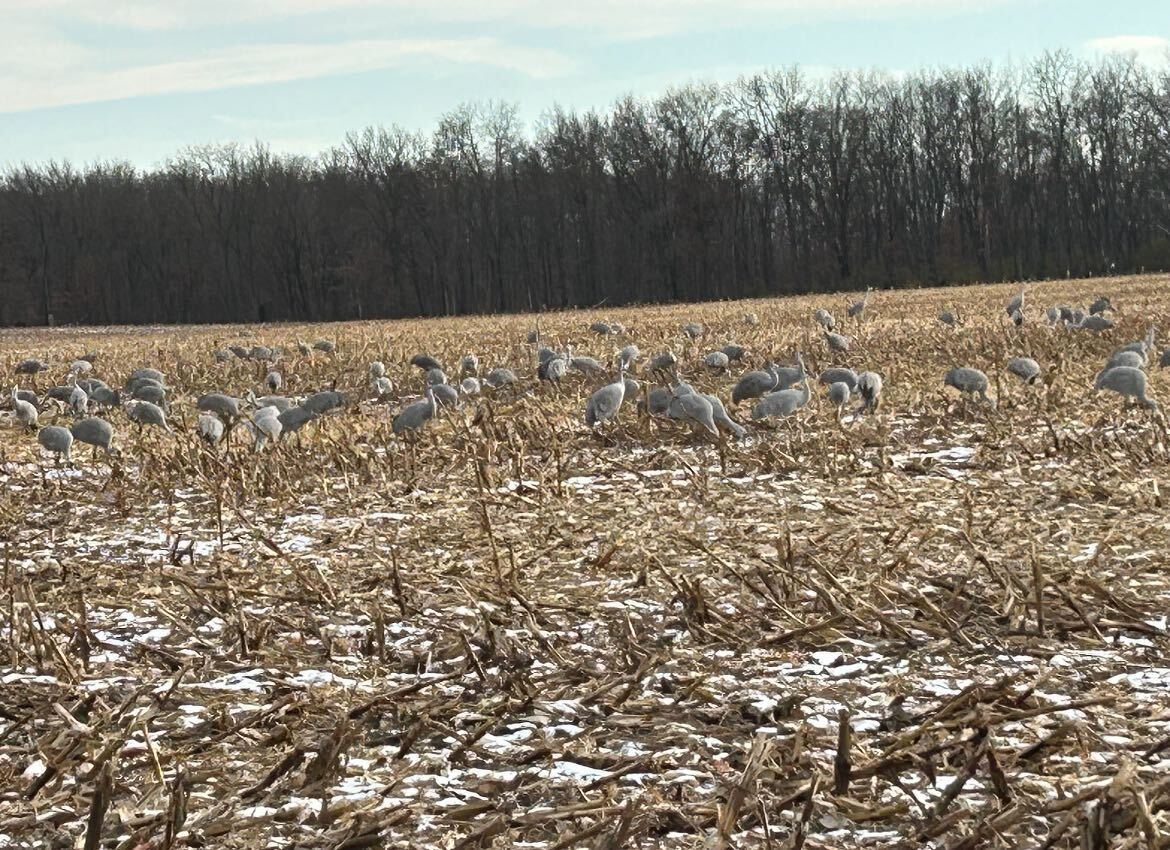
[1,275,1169,849]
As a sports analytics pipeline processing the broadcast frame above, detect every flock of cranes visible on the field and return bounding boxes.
[3,287,1167,466]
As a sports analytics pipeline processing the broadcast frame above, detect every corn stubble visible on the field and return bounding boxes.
[0,275,1168,848]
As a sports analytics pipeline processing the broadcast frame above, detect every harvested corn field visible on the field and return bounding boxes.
[1,275,1169,849]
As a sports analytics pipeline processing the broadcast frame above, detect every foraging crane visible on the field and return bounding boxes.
[393,387,437,435]
[197,412,225,445]
[703,351,730,375]
[127,401,171,432]
[1161,349,1170,369]
[1010,309,1024,327]
[814,308,835,331]
[251,345,273,362]
[647,350,677,376]
[569,352,606,377]
[131,382,166,405]
[824,331,851,353]
[1107,350,1145,371]
[855,372,883,414]
[296,342,312,357]
[460,354,479,377]
[1115,326,1157,358]
[410,354,443,372]
[369,361,386,380]
[1006,357,1041,385]
[265,371,282,393]
[721,344,747,363]
[619,345,640,367]
[609,322,626,334]
[460,377,481,396]
[584,357,630,428]
[703,393,745,439]
[847,288,871,320]
[214,348,233,363]
[312,340,335,354]
[590,321,613,335]
[372,376,394,398]
[250,407,285,449]
[38,425,73,464]
[1088,296,1113,316]
[743,312,759,326]
[539,347,569,385]
[69,359,92,375]
[198,393,241,419]
[818,367,858,392]
[826,381,851,419]
[1005,285,1025,317]
[247,392,294,412]
[16,358,49,377]
[1077,315,1115,333]
[484,368,517,389]
[751,354,809,420]
[1095,366,1157,410]
[425,368,448,387]
[938,310,957,327]
[432,384,460,408]
[11,387,37,429]
[667,385,719,436]
[303,390,346,414]
[732,363,779,405]
[68,379,88,417]
[70,417,115,456]
[682,322,704,339]
[276,405,315,438]
[1045,306,1060,325]
[944,367,995,406]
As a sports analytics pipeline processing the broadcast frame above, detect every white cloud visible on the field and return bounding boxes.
[0,38,575,113]
[1084,35,1170,67]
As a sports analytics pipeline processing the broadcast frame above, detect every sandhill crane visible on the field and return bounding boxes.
[703,351,730,374]
[484,368,517,389]
[70,417,115,456]
[938,310,957,327]
[1078,315,1115,333]
[590,321,613,335]
[13,388,37,405]
[1115,326,1157,357]
[265,371,282,393]
[847,288,871,320]
[668,385,719,436]
[38,425,73,464]
[827,381,851,419]
[1010,309,1024,327]
[945,367,994,406]
[1095,366,1157,410]
[703,393,745,439]
[372,376,394,398]
[393,387,437,435]
[199,393,241,419]
[304,390,346,414]
[128,401,170,431]
[824,331,851,353]
[539,348,569,385]
[131,367,165,384]
[460,377,481,396]
[1045,306,1060,325]
[68,379,88,417]
[250,407,285,449]
[609,322,626,334]
[296,342,312,357]
[640,386,672,417]
[229,345,250,359]
[647,351,677,376]
[721,344,746,363]
[197,412,225,445]
[622,376,640,400]
[1005,285,1025,317]
[818,367,858,392]
[432,384,460,408]
[815,308,835,331]
[537,345,557,367]
[743,312,759,326]
[682,322,704,339]
[732,364,779,405]
[214,348,233,363]
[570,353,606,377]
[247,392,294,412]
[131,382,166,405]
[460,354,479,376]
[585,358,630,428]
[69,359,92,375]
[1106,350,1144,371]
[424,368,448,387]
[410,354,443,372]
[1006,357,1041,385]
[1088,296,1112,316]
[251,345,273,362]
[1161,349,1170,369]
[619,345,640,367]
[751,354,809,420]
[16,358,49,377]
[855,372,883,414]
[312,340,335,354]
[11,387,37,429]
[369,361,386,380]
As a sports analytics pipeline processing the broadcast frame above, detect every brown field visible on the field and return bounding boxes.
[1,275,1169,849]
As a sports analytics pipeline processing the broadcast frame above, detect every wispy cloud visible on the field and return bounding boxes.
[0,38,575,114]
[1084,35,1170,66]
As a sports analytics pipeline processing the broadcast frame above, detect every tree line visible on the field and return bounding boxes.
[2,51,1169,327]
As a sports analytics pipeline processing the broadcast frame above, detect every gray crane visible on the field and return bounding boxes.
[432,384,460,408]
[570,353,606,377]
[647,350,677,376]
[276,405,316,439]
[721,343,747,363]
[1115,326,1156,357]
[590,320,613,335]
[69,359,93,375]
[682,322,704,339]
[393,387,437,435]
[199,393,241,419]
[584,358,630,427]
[303,390,346,414]
[38,425,73,464]
[703,351,730,374]
[1077,315,1115,333]
[855,371,883,414]
[369,361,386,380]
[128,400,171,431]
[214,348,233,363]
[818,367,858,392]
[703,393,745,439]
[251,345,273,362]
[743,312,759,326]
[484,368,517,389]
[460,377,481,396]
[824,331,852,353]
[668,385,719,436]
[938,310,957,327]
[814,308,835,330]
[826,381,851,419]
[751,354,809,420]
[1105,350,1144,371]
[247,391,294,412]
[410,354,443,372]
[296,342,312,357]
[16,358,49,376]
[640,386,672,417]
[539,347,569,384]
[1009,309,1024,327]
[1161,349,1170,369]
[1006,357,1041,385]
[197,412,225,445]
[425,367,448,387]
[70,417,115,456]
[249,406,285,449]
[265,371,282,393]
[229,345,250,359]
[460,354,479,376]
[68,379,88,417]
[1088,296,1113,316]
[1005,285,1025,317]
[1095,366,1157,410]
[312,340,336,354]
[88,385,120,409]
[131,382,167,405]
[1045,306,1060,325]
[11,387,37,429]
[944,367,994,406]
[619,344,640,367]
[847,288,871,319]
[609,322,626,334]
[732,363,779,405]
[372,376,394,398]
[130,367,165,384]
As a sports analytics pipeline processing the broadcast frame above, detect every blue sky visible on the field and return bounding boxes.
[2,0,1167,169]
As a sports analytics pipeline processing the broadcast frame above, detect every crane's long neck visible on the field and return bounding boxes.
[426,387,436,416]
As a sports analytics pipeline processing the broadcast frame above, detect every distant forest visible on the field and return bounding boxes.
[2,52,1169,326]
